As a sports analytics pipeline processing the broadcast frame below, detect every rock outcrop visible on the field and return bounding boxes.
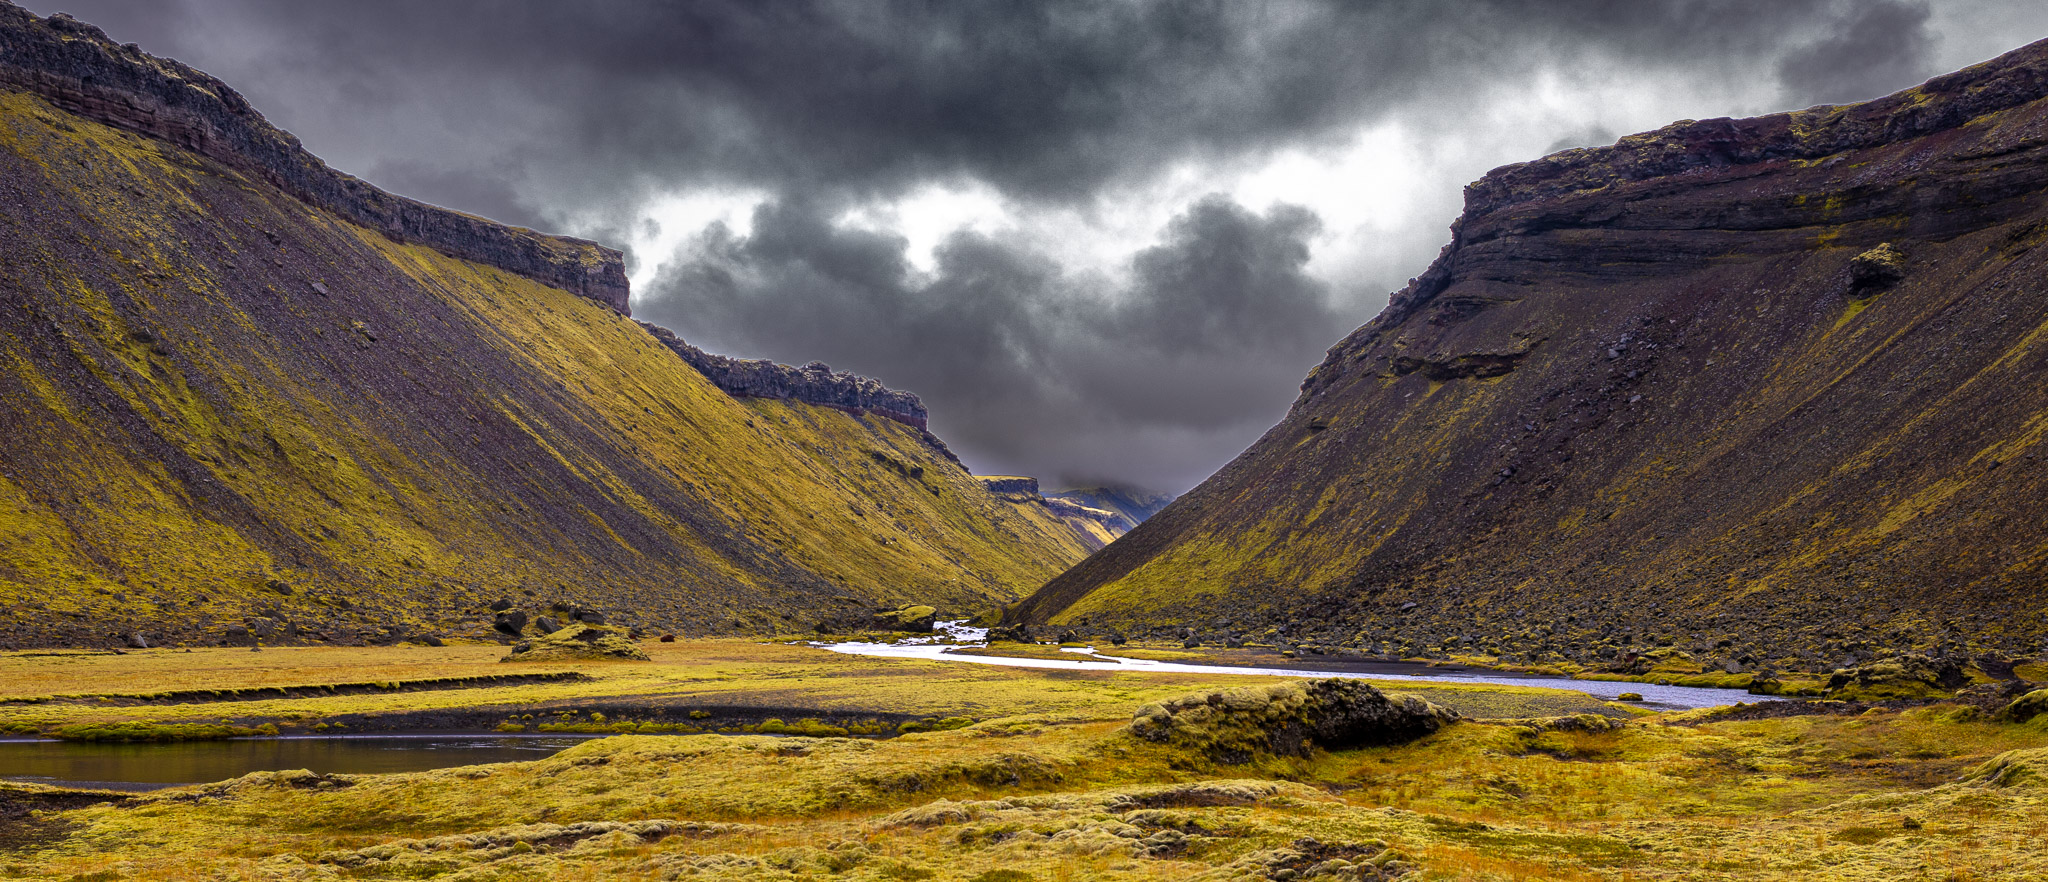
[1997,689,2048,724]
[502,624,649,662]
[1014,36,2048,671]
[1823,655,1968,701]
[870,605,939,633]
[1129,680,1458,763]
[637,322,929,430]
[0,4,629,313]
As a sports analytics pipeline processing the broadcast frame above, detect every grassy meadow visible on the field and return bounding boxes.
[0,640,2042,880]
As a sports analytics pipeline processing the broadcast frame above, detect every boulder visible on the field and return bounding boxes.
[1849,242,1908,295]
[534,616,562,635]
[1998,689,2048,724]
[985,624,1033,644]
[1128,679,1459,763]
[501,624,649,662]
[871,605,939,633]
[1824,654,1966,701]
[1961,747,2048,788]
[492,610,528,636]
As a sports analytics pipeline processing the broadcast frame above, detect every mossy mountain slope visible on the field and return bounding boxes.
[0,8,1098,648]
[1017,37,2048,673]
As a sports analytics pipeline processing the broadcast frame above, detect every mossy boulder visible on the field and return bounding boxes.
[1128,679,1458,763]
[1998,689,2048,724]
[502,624,648,662]
[1612,648,1704,676]
[1961,747,2048,788]
[1823,654,1966,701]
[871,605,939,633]
[1849,241,1908,295]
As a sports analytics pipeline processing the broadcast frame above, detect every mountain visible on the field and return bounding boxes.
[1046,486,1175,530]
[0,5,1102,648]
[1014,37,2048,674]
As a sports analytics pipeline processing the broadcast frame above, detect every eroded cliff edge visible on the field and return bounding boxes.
[0,4,630,313]
[1015,36,2048,674]
[638,322,931,431]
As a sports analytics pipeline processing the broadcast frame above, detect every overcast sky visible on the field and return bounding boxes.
[29,1,2048,493]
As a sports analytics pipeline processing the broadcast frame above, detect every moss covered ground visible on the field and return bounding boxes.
[1,641,2045,880]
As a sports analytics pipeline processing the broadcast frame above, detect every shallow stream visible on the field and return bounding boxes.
[819,621,1778,712]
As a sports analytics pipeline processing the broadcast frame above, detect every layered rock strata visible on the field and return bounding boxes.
[637,322,929,430]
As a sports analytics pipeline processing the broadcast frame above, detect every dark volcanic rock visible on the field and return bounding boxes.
[638,323,929,430]
[1013,36,2048,669]
[1129,679,1458,763]
[0,5,629,312]
[1998,689,2048,724]
[1824,655,1968,700]
[492,610,528,636]
[502,623,648,662]
[871,605,939,633]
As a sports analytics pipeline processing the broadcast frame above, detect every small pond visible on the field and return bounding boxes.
[0,734,597,791]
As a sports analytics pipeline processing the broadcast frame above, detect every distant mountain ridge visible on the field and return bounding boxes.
[1014,36,2048,674]
[1046,486,1175,530]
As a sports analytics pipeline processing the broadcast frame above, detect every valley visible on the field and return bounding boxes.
[1,4,2046,880]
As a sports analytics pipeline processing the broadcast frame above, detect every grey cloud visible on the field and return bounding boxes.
[1543,125,1618,156]
[1777,1,1938,106]
[638,195,1340,491]
[32,0,1889,225]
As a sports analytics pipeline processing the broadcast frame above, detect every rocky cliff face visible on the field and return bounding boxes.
[1015,37,2048,675]
[638,323,931,431]
[0,4,1105,648]
[0,4,630,313]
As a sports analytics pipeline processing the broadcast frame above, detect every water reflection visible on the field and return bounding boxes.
[0,735,594,791]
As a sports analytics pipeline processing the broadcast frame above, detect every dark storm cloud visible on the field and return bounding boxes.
[1776,1,1937,106]
[638,195,1338,489]
[23,0,1995,491]
[36,0,1887,219]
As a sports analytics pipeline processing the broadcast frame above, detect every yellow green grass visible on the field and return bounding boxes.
[3,642,2046,880]
[0,641,1624,736]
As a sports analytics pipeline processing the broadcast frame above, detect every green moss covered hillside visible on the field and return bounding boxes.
[0,8,1100,647]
